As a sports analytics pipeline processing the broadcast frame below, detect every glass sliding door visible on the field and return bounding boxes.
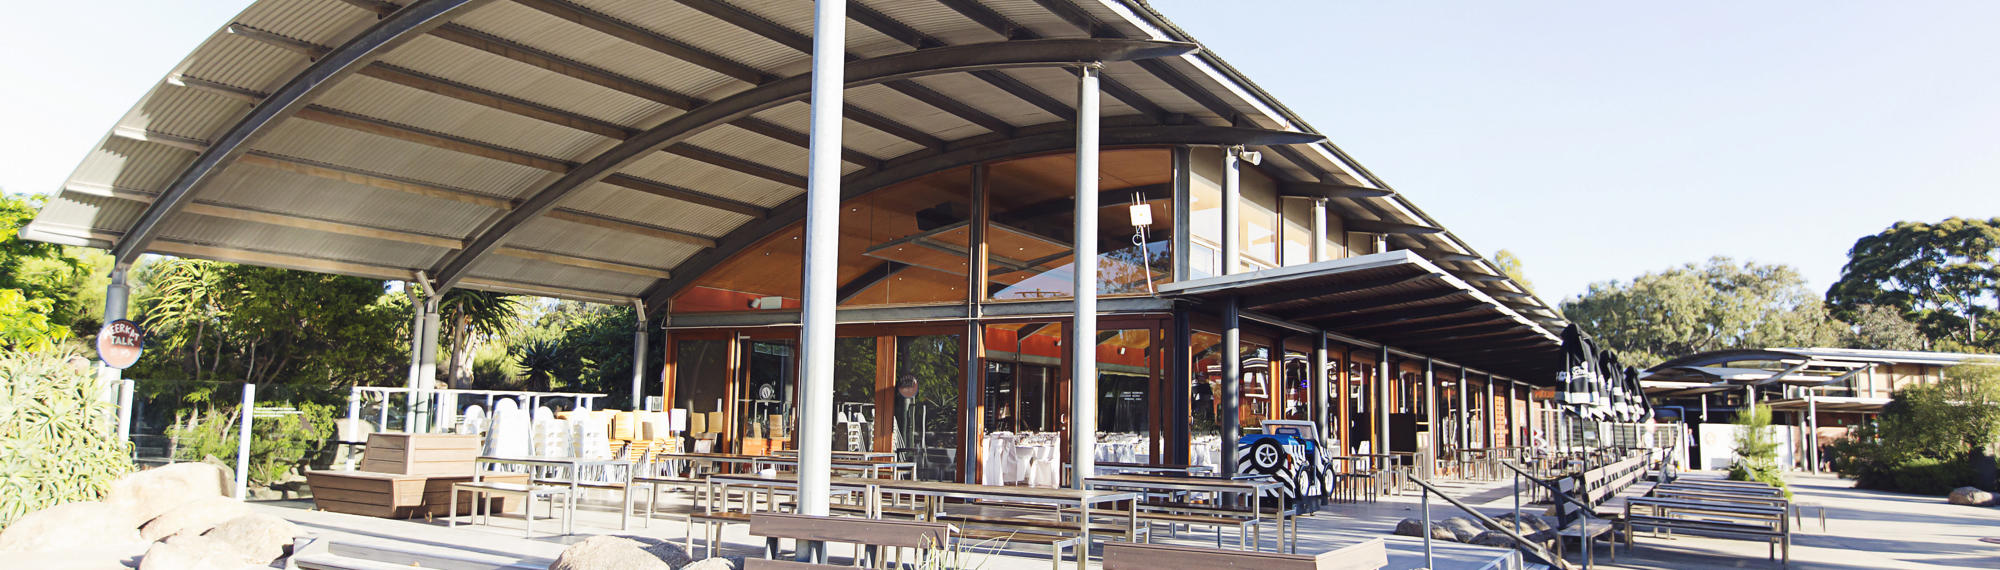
[894,334,962,481]
[738,340,796,455]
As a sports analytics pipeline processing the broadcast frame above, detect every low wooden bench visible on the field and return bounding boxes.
[1622,496,1788,565]
[749,513,952,570]
[448,481,573,537]
[1102,537,1387,570]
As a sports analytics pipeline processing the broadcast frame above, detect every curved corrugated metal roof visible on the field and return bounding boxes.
[25,0,1564,337]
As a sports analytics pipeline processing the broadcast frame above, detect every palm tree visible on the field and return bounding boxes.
[435,290,522,389]
[512,337,571,392]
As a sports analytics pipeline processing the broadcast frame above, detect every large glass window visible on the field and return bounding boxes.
[1240,344,1272,429]
[1188,147,1224,279]
[843,169,973,307]
[1189,331,1222,465]
[985,150,1172,300]
[1281,349,1310,421]
[1281,198,1312,266]
[1095,329,1152,435]
[982,323,1062,434]
[894,334,962,481]
[738,340,796,455]
[1240,168,1279,269]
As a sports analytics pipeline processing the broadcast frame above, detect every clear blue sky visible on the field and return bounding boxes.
[4,1,1997,301]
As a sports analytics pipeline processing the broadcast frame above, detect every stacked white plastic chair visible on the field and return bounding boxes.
[532,416,571,458]
[485,398,530,459]
[457,404,486,436]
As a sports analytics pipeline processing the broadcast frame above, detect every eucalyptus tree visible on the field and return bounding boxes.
[1562,257,1848,367]
[1827,217,2000,351]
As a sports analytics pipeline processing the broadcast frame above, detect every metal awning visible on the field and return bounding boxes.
[24,0,1566,324]
[1159,250,1560,381]
[1765,396,1888,413]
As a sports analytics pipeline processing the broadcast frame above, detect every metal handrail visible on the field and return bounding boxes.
[1407,474,1572,570]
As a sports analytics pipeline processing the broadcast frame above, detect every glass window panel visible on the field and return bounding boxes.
[1189,331,1221,464]
[1095,329,1152,437]
[1323,212,1346,261]
[986,150,1171,301]
[834,337,878,452]
[1189,146,1224,246]
[894,334,962,481]
[1240,167,1279,268]
[676,340,730,438]
[844,169,973,307]
[1240,344,1271,429]
[1282,350,1309,421]
[1281,198,1312,266]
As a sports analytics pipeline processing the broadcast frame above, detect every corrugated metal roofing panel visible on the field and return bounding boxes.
[616,152,799,210]
[845,84,989,141]
[234,0,375,48]
[452,2,748,104]
[1099,61,1216,119]
[985,0,1092,39]
[379,35,670,127]
[464,253,657,297]
[200,166,495,239]
[178,34,312,99]
[1007,66,1140,119]
[682,128,807,178]
[909,73,1052,129]
[857,0,1002,46]
[30,193,151,237]
[750,103,922,162]
[250,120,557,201]
[67,137,198,197]
[313,75,609,162]
[557,181,753,240]
[718,0,909,62]
[507,216,703,269]
[579,0,804,76]
[121,88,250,145]
[156,215,451,269]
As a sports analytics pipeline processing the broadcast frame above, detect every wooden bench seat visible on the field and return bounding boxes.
[749,513,954,570]
[1622,497,1788,565]
[827,502,928,519]
[954,528,1082,570]
[937,512,1134,536]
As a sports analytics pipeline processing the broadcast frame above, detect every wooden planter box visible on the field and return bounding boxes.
[306,470,528,519]
[357,433,482,476]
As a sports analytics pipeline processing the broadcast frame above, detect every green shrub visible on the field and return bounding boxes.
[1887,457,1973,495]
[1728,404,1791,498]
[0,349,132,528]
[169,400,334,487]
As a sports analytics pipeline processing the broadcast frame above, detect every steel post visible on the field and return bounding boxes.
[1222,146,1241,275]
[1069,62,1101,489]
[1221,296,1242,475]
[795,0,845,561]
[236,383,255,500]
[632,301,648,410]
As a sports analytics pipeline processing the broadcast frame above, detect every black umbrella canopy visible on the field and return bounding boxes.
[1626,366,1649,422]
[1560,325,1594,406]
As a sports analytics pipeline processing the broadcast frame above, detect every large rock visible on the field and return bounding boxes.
[139,534,247,570]
[1392,518,1457,541]
[202,513,303,564]
[1440,517,1485,543]
[548,535,691,570]
[1948,486,1995,506]
[140,496,252,542]
[0,501,142,553]
[1468,530,1519,548]
[1491,512,1552,535]
[680,556,746,570]
[105,463,232,525]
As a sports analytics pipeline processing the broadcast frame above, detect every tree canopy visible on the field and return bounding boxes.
[0,193,108,350]
[1561,257,1848,367]
[1827,217,2000,351]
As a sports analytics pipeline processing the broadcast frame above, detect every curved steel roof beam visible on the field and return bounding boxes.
[111,0,495,265]
[637,123,1324,316]
[429,38,1198,292]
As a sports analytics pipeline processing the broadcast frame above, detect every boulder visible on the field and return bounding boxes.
[202,513,303,564]
[0,501,142,553]
[139,534,246,570]
[1468,531,1519,548]
[105,463,232,525]
[1440,517,1484,543]
[1392,518,1457,541]
[680,556,746,570]
[548,535,691,570]
[1491,512,1552,535]
[1948,486,1995,506]
[140,496,252,542]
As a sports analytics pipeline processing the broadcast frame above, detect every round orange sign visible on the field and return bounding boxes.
[97,319,145,369]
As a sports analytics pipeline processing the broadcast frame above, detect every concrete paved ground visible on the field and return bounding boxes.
[259,470,2000,569]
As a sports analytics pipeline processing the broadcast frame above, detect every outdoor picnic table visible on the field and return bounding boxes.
[1084,473,1288,551]
[749,456,916,479]
[703,472,1145,557]
[474,455,634,533]
[652,451,765,477]
[1083,462,1215,476]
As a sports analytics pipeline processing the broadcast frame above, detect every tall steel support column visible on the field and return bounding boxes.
[1422,358,1436,479]
[416,295,440,433]
[104,266,132,437]
[1806,388,1819,474]
[1485,373,1496,448]
[795,1,844,557]
[1171,309,1193,465]
[1068,62,1102,488]
[1310,199,1328,262]
[1222,147,1242,275]
[1221,296,1242,475]
[1313,333,1331,443]
[1455,366,1469,454]
[1376,346,1390,457]
[631,301,648,411]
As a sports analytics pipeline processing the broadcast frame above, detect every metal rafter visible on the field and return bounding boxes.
[112,0,495,265]
[931,0,1171,121]
[431,38,1198,292]
[638,123,1320,315]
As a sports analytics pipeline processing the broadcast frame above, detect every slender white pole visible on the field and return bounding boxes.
[796,0,843,557]
[236,383,255,500]
[1069,62,1101,489]
[1221,147,1241,275]
[417,296,440,433]
[632,301,648,411]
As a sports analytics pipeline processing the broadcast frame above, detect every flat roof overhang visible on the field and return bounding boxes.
[1159,250,1561,382]
[1765,396,1888,413]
